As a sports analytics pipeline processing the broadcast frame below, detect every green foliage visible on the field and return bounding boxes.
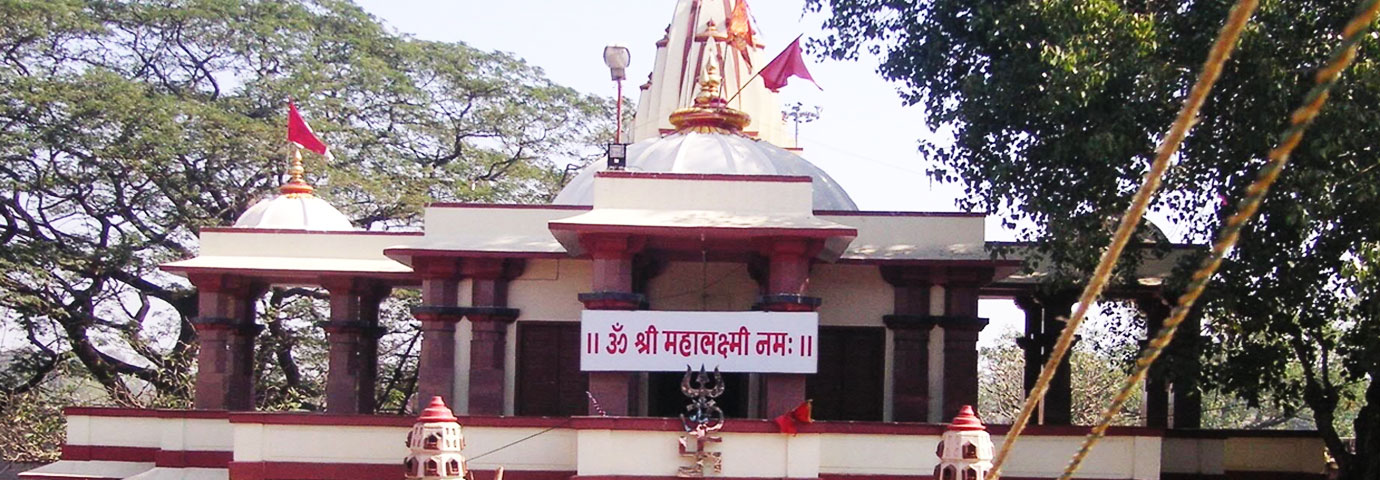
[0,0,611,439]
[809,0,1380,477]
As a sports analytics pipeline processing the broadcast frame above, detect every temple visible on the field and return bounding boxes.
[23,2,1326,480]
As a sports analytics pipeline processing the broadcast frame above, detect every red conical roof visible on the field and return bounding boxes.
[417,396,458,423]
[947,405,986,431]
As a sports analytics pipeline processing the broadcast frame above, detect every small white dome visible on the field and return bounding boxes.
[553,132,858,211]
[234,193,354,231]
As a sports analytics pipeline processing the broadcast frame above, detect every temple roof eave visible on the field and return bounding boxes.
[547,208,858,261]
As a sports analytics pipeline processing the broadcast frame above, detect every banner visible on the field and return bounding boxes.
[580,311,818,373]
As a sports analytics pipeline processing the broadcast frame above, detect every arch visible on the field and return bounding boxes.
[942,465,957,480]
[964,465,979,480]
[426,459,439,476]
[404,457,417,476]
[425,433,440,450]
[962,441,978,459]
[447,458,461,475]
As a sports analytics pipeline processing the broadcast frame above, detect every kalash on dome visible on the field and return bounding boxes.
[22,1,1326,480]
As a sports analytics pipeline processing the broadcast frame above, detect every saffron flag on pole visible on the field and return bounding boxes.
[760,35,821,92]
[287,101,333,160]
[725,0,756,68]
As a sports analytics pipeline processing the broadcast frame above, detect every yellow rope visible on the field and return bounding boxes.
[1050,1,1380,478]
[987,1,1261,477]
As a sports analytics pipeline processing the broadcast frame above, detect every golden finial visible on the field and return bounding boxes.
[696,62,722,103]
[668,38,751,134]
[279,146,315,196]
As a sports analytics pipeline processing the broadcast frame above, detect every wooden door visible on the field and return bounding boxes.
[807,326,885,421]
[516,322,587,416]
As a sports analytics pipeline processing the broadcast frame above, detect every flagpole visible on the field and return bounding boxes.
[725,67,766,104]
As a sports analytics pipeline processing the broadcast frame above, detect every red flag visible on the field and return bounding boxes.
[760,36,821,92]
[773,400,814,435]
[287,101,332,159]
[726,0,756,68]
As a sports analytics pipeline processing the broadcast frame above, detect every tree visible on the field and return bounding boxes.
[807,1,1380,478]
[979,327,1143,426]
[0,0,611,423]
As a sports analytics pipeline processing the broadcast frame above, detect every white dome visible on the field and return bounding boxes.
[553,132,858,211]
[234,193,355,231]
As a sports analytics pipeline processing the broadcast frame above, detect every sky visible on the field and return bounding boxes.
[347,0,1044,344]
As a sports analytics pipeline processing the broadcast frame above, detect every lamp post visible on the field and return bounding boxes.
[603,45,631,144]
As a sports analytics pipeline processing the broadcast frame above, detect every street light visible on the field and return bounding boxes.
[603,45,630,81]
[603,45,631,153]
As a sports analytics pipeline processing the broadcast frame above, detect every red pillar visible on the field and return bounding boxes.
[412,257,464,412]
[463,258,522,415]
[578,234,646,416]
[939,270,989,419]
[881,266,935,422]
[322,277,389,414]
[757,238,819,418]
[190,274,265,411]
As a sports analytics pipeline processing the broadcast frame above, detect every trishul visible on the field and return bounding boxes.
[679,365,725,432]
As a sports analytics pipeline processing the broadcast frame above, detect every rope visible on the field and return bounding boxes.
[1051,2,1380,478]
[988,0,1262,476]
[466,420,574,462]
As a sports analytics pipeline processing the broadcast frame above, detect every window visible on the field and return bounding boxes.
[426,459,439,476]
[941,465,957,480]
[447,459,461,475]
[963,442,978,459]
[424,434,439,450]
[404,458,417,476]
[964,466,979,480]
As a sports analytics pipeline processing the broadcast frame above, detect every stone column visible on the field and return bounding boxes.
[578,234,646,416]
[462,258,522,415]
[189,274,265,411]
[1042,292,1077,426]
[358,285,388,414]
[939,317,988,420]
[884,315,934,422]
[881,266,936,422]
[1171,307,1203,429]
[1138,295,1171,428]
[1013,291,1076,425]
[939,269,990,419]
[756,238,819,419]
[1014,295,1045,396]
[322,277,389,414]
[412,257,464,412]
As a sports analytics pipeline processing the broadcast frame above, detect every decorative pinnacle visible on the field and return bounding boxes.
[696,62,723,103]
[668,38,750,134]
[279,146,315,196]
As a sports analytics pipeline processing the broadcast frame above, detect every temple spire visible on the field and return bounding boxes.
[628,0,787,145]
